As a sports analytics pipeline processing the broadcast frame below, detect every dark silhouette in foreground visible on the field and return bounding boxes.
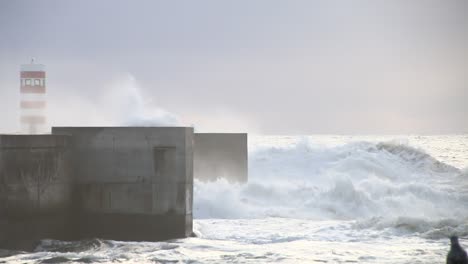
[447,236,468,264]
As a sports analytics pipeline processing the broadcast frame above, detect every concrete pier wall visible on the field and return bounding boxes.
[0,135,72,250]
[194,133,248,183]
[0,128,249,249]
[52,127,194,241]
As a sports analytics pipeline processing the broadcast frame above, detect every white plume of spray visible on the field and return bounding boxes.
[104,74,181,126]
[48,73,183,127]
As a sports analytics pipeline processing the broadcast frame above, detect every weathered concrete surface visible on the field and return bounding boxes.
[52,127,193,241]
[194,133,248,183]
[0,135,72,250]
[0,128,195,248]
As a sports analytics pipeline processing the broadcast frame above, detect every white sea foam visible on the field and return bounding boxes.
[194,138,468,237]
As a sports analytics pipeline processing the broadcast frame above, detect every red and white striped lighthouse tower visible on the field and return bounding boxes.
[20,59,47,134]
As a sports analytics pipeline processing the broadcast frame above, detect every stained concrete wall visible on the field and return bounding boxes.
[194,133,248,183]
[52,127,193,241]
[0,135,72,250]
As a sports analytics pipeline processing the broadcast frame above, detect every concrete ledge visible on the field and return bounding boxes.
[0,135,70,149]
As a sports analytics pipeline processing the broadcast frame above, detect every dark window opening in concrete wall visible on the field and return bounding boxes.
[153,147,176,184]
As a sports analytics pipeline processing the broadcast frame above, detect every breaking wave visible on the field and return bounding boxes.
[194,139,468,236]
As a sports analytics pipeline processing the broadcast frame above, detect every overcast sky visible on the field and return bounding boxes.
[0,0,467,134]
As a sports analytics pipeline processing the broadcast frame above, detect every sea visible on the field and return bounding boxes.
[1,135,468,264]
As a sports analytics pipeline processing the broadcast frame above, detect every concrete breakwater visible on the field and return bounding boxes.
[0,127,247,250]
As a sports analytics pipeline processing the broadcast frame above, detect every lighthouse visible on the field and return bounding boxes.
[20,59,47,134]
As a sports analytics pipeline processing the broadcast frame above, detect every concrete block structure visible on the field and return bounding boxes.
[194,133,248,183]
[0,127,248,250]
[52,127,193,241]
[0,135,72,250]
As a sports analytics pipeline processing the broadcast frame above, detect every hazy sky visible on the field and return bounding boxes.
[0,0,467,134]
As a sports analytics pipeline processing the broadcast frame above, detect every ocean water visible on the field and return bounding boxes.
[2,135,468,263]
